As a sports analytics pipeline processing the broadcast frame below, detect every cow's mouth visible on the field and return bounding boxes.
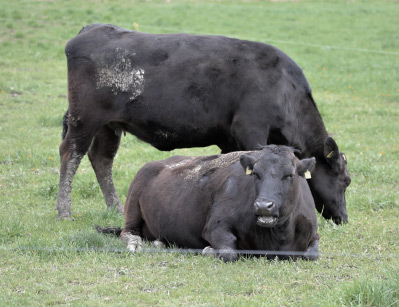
[257,216,278,228]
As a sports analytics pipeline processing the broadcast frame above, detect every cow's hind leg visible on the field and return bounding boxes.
[120,177,148,253]
[88,125,123,214]
[56,132,93,219]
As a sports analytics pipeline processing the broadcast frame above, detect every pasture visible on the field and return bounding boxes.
[1,0,398,305]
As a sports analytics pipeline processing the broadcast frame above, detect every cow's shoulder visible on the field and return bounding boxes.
[168,151,251,181]
[65,23,133,58]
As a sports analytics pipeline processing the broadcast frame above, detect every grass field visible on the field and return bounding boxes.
[1,0,398,305]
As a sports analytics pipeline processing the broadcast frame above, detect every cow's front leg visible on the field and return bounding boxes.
[202,224,238,262]
[302,238,319,261]
[202,246,237,262]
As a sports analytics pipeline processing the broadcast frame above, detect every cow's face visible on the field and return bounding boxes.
[308,137,351,224]
[240,146,316,228]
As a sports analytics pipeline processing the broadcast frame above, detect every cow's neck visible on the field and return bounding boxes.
[280,96,328,158]
[269,216,296,248]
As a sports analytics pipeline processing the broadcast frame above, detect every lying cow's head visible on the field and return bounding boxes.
[240,146,316,228]
[307,137,351,225]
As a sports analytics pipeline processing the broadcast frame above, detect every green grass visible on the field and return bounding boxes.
[340,270,399,306]
[1,0,398,305]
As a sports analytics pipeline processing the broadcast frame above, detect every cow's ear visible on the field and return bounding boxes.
[324,137,339,164]
[297,157,316,178]
[240,154,257,175]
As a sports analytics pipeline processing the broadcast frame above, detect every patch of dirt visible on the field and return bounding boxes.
[11,90,22,96]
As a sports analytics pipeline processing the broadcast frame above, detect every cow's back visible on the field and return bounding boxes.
[64,24,314,151]
[65,24,309,91]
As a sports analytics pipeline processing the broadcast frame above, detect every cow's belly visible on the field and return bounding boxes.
[145,215,208,249]
[140,180,210,248]
[122,120,223,151]
[114,78,233,150]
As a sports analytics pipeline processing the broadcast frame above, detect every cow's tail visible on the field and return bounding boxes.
[62,109,69,140]
[95,225,123,237]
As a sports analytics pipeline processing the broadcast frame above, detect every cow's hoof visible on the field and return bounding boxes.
[122,233,143,253]
[152,240,165,249]
[127,243,142,253]
[303,247,319,261]
[202,247,238,262]
[219,248,238,262]
[303,251,319,261]
[303,239,319,261]
[202,246,219,258]
[57,213,74,221]
[202,246,216,256]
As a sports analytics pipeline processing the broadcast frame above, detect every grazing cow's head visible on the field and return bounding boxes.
[240,146,316,228]
[307,137,351,225]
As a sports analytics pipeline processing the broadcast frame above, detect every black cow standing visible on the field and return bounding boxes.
[97,145,320,262]
[58,23,351,223]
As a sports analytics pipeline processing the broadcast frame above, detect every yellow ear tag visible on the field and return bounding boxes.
[326,151,334,159]
[304,170,311,179]
[246,167,252,175]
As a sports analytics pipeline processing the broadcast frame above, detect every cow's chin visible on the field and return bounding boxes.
[256,216,278,228]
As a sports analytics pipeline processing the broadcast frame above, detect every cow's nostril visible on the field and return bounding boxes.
[265,202,274,210]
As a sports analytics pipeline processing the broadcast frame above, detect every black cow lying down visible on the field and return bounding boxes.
[58,23,351,224]
[98,145,320,262]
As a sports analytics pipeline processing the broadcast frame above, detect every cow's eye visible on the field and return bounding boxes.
[284,173,295,180]
[251,172,261,180]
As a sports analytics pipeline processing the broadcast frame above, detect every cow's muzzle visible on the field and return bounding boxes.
[332,213,348,225]
[321,205,348,225]
[254,200,278,228]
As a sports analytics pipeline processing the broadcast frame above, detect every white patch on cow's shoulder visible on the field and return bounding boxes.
[96,48,145,100]
[165,151,255,181]
[183,151,253,180]
[185,165,203,180]
[165,157,196,169]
